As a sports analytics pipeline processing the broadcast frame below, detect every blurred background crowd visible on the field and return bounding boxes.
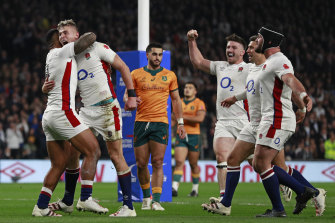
[0,0,334,160]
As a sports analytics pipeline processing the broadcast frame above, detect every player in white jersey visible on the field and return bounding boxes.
[250,26,319,217]
[44,19,137,217]
[205,36,326,217]
[32,29,109,217]
[187,30,251,201]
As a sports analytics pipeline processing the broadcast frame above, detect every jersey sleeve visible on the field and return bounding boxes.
[210,61,228,76]
[197,99,206,112]
[274,57,294,79]
[169,71,179,91]
[95,42,117,64]
[58,42,75,58]
[131,70,137,89]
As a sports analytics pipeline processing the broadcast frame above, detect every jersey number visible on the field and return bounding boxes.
[247,80,256,95]
[220,77,234,91]
[78,69,94,80]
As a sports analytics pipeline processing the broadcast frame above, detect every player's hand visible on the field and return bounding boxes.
[221,96,237,107]
[136,96,142,106]
[177,125,187,139]
[42,78,55,94]
[187,29,198,41]
[303,95,312,112]
[295,110,306,124]
[124,97,137,111]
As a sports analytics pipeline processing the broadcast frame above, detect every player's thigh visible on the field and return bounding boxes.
[253,144,279,172]
[174,146,188,166]
[47,140,68,169]
[149,140,167,166]
[228,139,255,166]
[134,143,150,168]
[188,150,200,168]
[214,137,235,161]
[70,129,100,157]
[106,139,122,156]
[272,149,287,170]
[64,141,80,169]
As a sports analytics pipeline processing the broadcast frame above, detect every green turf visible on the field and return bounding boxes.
[0,182,333,223]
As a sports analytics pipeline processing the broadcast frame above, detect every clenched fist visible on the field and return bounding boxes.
[187,29,198,41]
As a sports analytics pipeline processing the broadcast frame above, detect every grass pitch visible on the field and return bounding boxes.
[0,182,334,223]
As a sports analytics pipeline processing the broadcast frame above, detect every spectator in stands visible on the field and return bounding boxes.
[324,130,335,160]
[6,121,23,159]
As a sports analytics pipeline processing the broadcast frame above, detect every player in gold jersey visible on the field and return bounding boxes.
[129,43,186,211]
[172,82,206,197]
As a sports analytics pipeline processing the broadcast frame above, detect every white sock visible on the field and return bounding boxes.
[172,181,179,191]
[192,184,199,193]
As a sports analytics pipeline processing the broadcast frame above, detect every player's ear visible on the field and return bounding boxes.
[76,32,79,39]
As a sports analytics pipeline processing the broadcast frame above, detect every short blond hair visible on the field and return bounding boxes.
[57,19,78,31]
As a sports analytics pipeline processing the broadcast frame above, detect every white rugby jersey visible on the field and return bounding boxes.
[258,52,296,131]
[75,42,117,106]
[45,42,77,112]
[246,63,263,126]
[210,61,251,121]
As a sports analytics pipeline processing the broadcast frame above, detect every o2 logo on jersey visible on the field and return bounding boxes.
[220,77,234,91]
[246,80,255,95]
[78,69,94,80]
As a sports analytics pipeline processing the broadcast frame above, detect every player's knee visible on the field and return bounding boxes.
[136,160,147,170]
[227,154,240,166]
[216,154,227,163]
[189,162,198,171]
[151,157,164,169]
[175,159,184,168]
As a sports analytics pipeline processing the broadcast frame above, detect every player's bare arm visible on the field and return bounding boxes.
[73,32,96,55]
[183,110,206,123]
[221,90,246,107]
[291,92,307,124]
[187,29,211,74]
[42,78,55,94]
[282,73,312,112]
[112,55,137,111]
[170,90,187,139]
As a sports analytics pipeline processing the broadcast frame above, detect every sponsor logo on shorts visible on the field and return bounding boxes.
[259,134,263,139]
[274,137,281,145]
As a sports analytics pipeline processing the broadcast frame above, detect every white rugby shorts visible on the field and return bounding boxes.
[42,110,88,141]
[237,123,260,160]
[214,119,248,140]
[79,99,122,141]
[256,124,294,151]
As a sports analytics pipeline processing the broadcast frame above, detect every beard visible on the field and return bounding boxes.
[149,60,161,69]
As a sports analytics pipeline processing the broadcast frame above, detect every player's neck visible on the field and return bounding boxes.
[185,96,196,101]
[147,64,161,70]
[230,58,243,65]
[264,48,280,58]
[255,56,266,65]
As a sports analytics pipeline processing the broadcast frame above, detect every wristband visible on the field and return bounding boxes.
[177,118,184,125]
[127,89,136,97]
[298,107,306,113]
[299,92,307,100]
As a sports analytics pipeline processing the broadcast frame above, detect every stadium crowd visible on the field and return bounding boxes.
[0,0,334,160]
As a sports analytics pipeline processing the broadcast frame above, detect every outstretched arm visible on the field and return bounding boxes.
[187,30,211,73]
[171,90,187,139]
[282,73,312,124]
[112,55,137,111]
[74,32,96,55]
